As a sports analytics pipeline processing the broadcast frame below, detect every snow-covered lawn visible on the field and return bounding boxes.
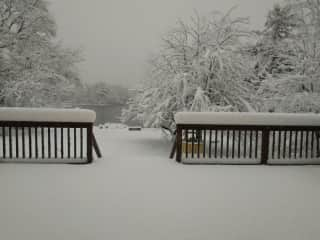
[1,128,320,240]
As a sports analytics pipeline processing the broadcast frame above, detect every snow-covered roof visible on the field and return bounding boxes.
[175,112,320,126]
[0,108,96,123]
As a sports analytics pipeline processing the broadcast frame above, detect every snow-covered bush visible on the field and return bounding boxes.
[122,9,256,128]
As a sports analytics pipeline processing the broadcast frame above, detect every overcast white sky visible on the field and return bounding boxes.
[49,0,279,87]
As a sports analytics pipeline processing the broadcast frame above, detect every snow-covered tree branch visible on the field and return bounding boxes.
[122,9,256,128]
[0,0,82,107]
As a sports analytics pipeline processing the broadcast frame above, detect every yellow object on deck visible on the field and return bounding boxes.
[182,142,204,154]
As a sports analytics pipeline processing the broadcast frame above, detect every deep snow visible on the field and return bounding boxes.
[0,128,320,240]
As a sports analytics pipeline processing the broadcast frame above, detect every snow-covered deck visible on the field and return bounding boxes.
[1,128,320,240]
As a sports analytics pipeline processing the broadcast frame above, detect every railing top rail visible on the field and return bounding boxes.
[0,121,93,127]
[0,108,96,123]
[176,124,320,131]
[175,112,320,127]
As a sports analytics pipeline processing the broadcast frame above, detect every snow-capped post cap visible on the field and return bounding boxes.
[174,112,320,126]
[0,108,96,123]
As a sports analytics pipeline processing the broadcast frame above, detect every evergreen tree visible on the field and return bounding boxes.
[254,0,320,113]
[252,3,298,79]
[265,4,297,41]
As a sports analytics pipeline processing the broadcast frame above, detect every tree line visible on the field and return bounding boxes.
[0,0,126,107]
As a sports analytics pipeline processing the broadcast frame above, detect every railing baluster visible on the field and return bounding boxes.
[255,131,259,159]
[28,127,32,158]
[316,131,320,158]
[15,127,19,158]
[289,131,292,159]
[197,130,201,158]
[226,130,230,158]
[209,130,212,158]
[243,130,247,158]
[48,127,51,158]
[283,131,287,159]
[190,130,194,158]
[54,128,57,158]
[249,130,253,159]
[191,129,194,158]
[238,130,241,158]
[294,131,298,159]
[68,128,71,159]
[203,130,206,158]
[22,127,25,158]
[232,130,235,159]
[2,126,6,158]
[41,127,45,158]
[214,130,218,158]
[74,128,77,158]
[311,131,314,158]
[300,131,304,158]
[272,131,275,159]
[185,129,188,159]
[305,131,309,158]
[61,128,64,158]
[278,131,281,159]
[35,127,38,159]
[220,130,224,158]
[9,127,12,158]
[80,128,83,159]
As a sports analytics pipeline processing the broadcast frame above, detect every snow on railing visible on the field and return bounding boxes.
[0,108,96,123]
[175,112,320,126]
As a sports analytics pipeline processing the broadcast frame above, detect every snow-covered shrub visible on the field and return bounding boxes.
[122,9,256,128]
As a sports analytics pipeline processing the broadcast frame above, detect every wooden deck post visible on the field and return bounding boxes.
[169,140,176,159]
[93,134,102,158]
[87,124,93,163]
[176,126,183,163]
[261,129,270,164]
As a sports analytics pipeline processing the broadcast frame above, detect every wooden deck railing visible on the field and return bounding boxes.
[0,121,101,164]
[173,125,320,164]
[172,113,320,165]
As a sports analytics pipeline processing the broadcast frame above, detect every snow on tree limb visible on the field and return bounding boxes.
[122,9,256,127]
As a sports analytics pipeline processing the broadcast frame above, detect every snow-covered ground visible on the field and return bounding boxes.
[1,128,320,240]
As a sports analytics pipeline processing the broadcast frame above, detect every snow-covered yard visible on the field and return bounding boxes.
[1,128,320,240]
